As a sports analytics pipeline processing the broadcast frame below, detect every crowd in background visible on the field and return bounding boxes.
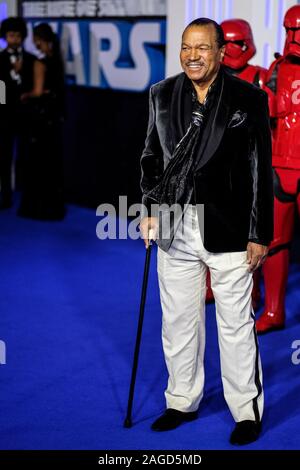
[0,17,65,220]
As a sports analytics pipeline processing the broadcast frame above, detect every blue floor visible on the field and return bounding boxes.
[0,204,300,450]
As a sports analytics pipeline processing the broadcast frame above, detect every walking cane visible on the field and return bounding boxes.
[124,230,154,428]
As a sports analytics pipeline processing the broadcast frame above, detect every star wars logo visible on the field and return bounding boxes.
[25,19,166,91]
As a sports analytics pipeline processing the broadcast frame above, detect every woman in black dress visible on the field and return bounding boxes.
[19,23,65,220]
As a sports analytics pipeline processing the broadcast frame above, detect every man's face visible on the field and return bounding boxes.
[180,25,225,84]
[5,31,23,49]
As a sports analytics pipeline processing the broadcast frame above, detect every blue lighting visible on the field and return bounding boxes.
[206,0,213,18]
[185,0,193,25]
[0,2,7,21]
[195,0,202,18]
[0,2,8,49]
[265,0,272,28]
[215,0,223,24]
[277,0,285,54]
[225,0,233,19]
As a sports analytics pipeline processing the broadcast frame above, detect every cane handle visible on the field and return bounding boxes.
[149,228,155,241]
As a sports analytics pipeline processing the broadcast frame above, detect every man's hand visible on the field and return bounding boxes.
[246,242,269,272]
[139,217,158,248]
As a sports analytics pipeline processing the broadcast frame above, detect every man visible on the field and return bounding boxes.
[256,5,300,334]
[0,17,36,209]
[139,18,273,445]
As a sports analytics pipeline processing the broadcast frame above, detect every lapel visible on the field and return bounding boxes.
[168,73,190,154]
[194,69,231,172]
[168,73,184,154]
[166,70,232,167]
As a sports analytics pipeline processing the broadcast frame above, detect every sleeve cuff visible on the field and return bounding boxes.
[248,238,270,247]
[140,196,159,219]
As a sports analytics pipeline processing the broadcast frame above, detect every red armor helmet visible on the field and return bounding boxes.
[221,19,256,69]
[284,5,300,58]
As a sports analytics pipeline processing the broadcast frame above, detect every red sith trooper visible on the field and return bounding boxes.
[206,19,267,306]
[221,18,267,86]
[256,5,300,333]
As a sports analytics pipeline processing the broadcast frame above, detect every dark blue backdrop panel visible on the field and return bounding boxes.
[63,85,149,208]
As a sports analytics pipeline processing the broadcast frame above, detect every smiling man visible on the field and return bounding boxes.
[180,21,223,101]
[139,18,274,445]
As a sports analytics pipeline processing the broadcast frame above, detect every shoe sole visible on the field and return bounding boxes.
[151,413,198,432]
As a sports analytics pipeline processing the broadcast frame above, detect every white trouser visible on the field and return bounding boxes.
[157,205,263,423]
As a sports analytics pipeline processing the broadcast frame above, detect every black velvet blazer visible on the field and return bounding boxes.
[140,68,274,253]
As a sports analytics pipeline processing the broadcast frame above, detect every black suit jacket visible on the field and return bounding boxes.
[140,68,274,253]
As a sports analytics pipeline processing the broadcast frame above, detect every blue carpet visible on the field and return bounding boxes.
[0,204,300,450]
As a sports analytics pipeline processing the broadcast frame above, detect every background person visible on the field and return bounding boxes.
[18,23,65,220]
[257,5,300,333]
[0,17,36,209]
